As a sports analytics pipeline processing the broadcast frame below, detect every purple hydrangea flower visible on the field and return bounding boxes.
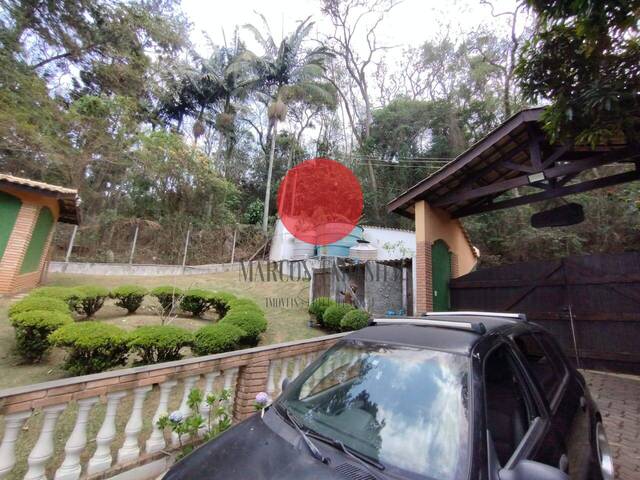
[255,392,270,406]
[169,410,184,423]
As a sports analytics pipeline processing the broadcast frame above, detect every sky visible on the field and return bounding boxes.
[181,0,527,57]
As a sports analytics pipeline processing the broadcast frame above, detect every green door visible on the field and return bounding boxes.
[20,207,54,273]
[431,239,451,311]
[0,191,22,262]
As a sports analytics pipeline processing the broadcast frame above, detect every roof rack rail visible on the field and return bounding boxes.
[424,311,527,322]
[370,317,487,334]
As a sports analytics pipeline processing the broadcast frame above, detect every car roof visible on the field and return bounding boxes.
[344,314,528,356]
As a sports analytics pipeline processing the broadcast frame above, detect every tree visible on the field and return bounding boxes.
[240,15,333,232]
[517,0,640,145]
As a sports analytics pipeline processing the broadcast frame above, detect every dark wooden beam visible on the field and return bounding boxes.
[541,142,573,168]
[527,124,543,169]
[452,169,640,217]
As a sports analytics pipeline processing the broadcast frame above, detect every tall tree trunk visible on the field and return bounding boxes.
[263,120,278,233]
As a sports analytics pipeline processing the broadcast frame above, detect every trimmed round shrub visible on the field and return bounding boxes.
[29,286,82,309]
[8,296,70,318]
[111,285,148,314]
[49,322,129,375]
[220,310,267,346]
[209,292,237,317]
[192,323,244,356]
[74,285,110,317]
[309,297,337,324]
[127,325,193,365]
[150,286,183,314]
[340,309,371,331]
[180,288,214,317]
[226,298,262,313]
[323,304,354,331]
[10,310,73,362]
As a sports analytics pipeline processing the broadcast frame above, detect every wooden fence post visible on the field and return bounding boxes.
[128,224,139,265]
[181,224,192,272]
[65,225,78,263]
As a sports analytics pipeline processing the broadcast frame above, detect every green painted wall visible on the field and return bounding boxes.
[0,191,22,262]
[432,239,452,311]
[20,207,54,274]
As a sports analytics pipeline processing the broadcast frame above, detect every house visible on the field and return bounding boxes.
[0,174,79,294]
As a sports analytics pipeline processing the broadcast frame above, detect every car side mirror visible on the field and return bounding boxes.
[281,377,289,392]
[500,460,569,480]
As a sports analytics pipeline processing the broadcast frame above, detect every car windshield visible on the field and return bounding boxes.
[276,341,470,480]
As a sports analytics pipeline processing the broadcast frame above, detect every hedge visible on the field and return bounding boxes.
[29,286,82,309]
[74,285,110,317]
[340,309,371,331]
[10,310,73,362]
[309,297,337,324]
[180,288,214,317]
[192,323,244,355]
[49,322,129,375]
[8,296,70,318]
[150,286,183,314]
[128,325,193,364]
[323,304,354,331]
[219,310,267,346]
[111,285,148,314]
[209,292,237,317]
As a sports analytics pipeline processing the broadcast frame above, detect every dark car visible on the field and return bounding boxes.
[164,312,614,480]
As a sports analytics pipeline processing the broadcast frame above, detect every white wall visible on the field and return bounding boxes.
[361,226,416,260]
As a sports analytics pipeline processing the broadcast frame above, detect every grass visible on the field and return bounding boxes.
[0,270,320,390]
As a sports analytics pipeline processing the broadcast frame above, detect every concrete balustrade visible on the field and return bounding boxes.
[0,333,346,480]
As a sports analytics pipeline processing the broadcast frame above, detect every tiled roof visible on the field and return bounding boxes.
[0,174,77,195]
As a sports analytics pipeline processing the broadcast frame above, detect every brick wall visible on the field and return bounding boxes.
[415,240,433,314]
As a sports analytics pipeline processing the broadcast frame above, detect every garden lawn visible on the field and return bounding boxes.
[0,270,320,390]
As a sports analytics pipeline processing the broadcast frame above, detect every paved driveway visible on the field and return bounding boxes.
[583,370,640,480]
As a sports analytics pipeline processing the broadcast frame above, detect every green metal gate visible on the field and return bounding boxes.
[432,239,451,311]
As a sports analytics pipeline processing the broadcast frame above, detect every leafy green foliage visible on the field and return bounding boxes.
[8,296,70,318]
[74,286,110,317]
[340,309,371,331]
[49,322,129,375]
[29,287,82,309]
[192,324,244,356]
[180,289,214,317]
[110,285,148,314]
[209,292,237,317]
[151,286,183,315]
[308,297,336,323]
[243,200,264,224]
[517,0,640,144]
[220,310,267,346]
[322,304,355,331]
[10,310,73,362]
[127,326,193,365]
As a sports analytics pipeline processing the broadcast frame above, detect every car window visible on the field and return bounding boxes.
[513,333,565,405]
[278,342,470,480]
[484,344,537,467]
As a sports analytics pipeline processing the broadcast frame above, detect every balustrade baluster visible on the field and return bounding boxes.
[266,360,278,396]
[117,385,152,464]
[292,356,302,379]
[199,372,220,434]
[87,391,127,475]
[278,358,289,394]
[223,368,238,410]
[146,380,177,454]
[0,410,31,479]
[24,403,67,480]
[172,375,199,446]
[54,396,99,480]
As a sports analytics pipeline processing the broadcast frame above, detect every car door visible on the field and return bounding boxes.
[510,330,593,480]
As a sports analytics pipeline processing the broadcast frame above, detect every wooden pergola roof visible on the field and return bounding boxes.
[0,174,80,224]
[388,107,640,219]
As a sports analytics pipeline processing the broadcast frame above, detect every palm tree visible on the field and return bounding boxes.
[239,15,333,232]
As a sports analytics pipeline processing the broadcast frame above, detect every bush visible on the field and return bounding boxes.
[128,325,193,364]
[226,298,262,313]
[192,323,244,356]
[10,310,73,362]
[209,292,237,317]
[8,296,70,318]
[180,289,214,317]
[150,286,183,314]
[49,322,129,375]
[340,309,371,331]
[29,286,82,309]
[220,310,267,346]
[309,297,337,324]
[74,285,110,317]
[111,285,148,314]
[323,304,354,331]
